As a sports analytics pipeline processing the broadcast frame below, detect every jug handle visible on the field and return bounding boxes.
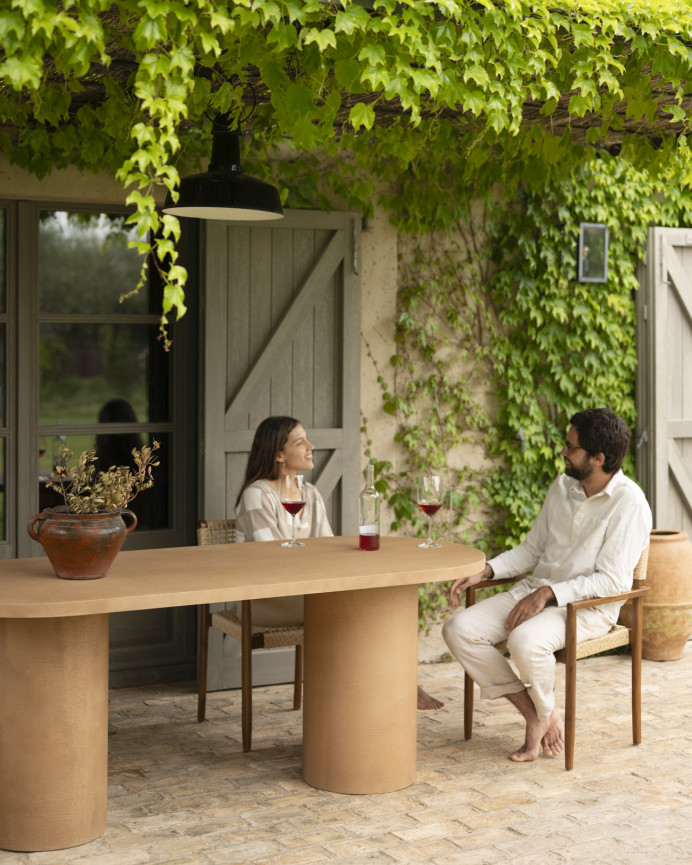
[27,512,46,542]
[121,509,138,535]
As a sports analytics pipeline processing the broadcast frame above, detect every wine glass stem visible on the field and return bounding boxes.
[427,515,432,545]
[292,515,297,545]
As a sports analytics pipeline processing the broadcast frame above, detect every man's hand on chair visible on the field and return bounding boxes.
[448,564,494,607]
[505,586,557,631]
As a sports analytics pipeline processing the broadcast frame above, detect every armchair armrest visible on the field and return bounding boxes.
[563,586,650,661]
[565,585,649,613]
[465,574,528,607]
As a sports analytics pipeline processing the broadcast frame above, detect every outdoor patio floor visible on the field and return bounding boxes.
[2,646,691,865]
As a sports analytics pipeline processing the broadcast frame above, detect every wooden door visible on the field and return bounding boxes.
[202,209,361,689]
[637,227,692,533]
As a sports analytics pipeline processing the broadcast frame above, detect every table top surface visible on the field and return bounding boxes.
[0,536,485,618]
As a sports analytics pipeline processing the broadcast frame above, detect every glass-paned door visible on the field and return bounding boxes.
[34,211,171,537]
[7,202,199,686]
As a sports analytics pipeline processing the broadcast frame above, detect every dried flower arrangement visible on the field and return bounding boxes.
[45,441,161,514]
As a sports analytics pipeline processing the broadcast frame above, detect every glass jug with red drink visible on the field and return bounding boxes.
[359,464,380,551]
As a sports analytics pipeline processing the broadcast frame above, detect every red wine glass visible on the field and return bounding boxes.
[417,474,442,548]
[280,473,306,548]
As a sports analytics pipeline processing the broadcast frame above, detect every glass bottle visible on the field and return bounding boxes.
[359,464,380,551]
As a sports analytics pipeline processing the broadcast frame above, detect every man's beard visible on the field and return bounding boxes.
[565,460,592,482]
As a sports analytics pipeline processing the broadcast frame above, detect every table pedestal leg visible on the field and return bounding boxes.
[0,614,109,852]
[303,584,418,793]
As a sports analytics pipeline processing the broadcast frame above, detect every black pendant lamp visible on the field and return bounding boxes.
[163,114,284,221]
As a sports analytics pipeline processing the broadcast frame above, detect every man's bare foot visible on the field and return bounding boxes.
[505,691,561,763]
[417,686,444,710]
[541,710,564,757]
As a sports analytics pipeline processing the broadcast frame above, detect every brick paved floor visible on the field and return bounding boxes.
[2,647,692,865]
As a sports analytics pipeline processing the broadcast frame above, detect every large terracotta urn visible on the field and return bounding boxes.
[27,507,137,580]
[620,530,692,660]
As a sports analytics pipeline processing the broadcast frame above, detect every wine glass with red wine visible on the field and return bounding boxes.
[417,473,442,548]
[280,473,306,548]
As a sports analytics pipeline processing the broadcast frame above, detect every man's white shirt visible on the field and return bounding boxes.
[487,470,652,617]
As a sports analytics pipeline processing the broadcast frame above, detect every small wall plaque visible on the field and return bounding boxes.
[578,223,608,283]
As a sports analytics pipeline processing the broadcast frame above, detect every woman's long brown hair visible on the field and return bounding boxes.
[235,416,300,508]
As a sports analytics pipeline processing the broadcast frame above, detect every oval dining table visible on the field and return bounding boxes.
[0,534,484,852]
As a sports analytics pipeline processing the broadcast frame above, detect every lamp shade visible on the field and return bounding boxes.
[163,122,284,221]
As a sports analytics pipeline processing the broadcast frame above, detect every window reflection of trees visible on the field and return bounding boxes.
[38,212,146,314]
[39,324,157,425]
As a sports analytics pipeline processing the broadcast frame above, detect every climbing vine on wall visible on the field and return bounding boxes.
[364,155,692,623]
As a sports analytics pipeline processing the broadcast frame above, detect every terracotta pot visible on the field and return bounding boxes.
[27,507,137,580]
[620,529,692,660]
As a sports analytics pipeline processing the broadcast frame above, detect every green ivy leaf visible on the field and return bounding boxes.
[349,101,375,130]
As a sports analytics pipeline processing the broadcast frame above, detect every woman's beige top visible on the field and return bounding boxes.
[235,479,333,542]
[235,479,333,625]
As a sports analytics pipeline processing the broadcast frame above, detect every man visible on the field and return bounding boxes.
[443,408,652,763]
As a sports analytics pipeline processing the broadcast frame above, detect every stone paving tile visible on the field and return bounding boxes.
[448,825,524,850]
[431,849,508,865]
[390,820,473,844]
[72,850,152,865]
[143,858,209,865]
[205,839,285,865]
[323,836,415,859]
[23,841,116,865]
[382,838,461,864]
[344,817,422,840]
[276,827,352,850]
[253,849,337,865]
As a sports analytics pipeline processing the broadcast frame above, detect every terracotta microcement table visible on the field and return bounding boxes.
[0,535,484,852]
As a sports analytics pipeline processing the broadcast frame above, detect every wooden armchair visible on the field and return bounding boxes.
[463,547,650,769]
[196,519,303,752]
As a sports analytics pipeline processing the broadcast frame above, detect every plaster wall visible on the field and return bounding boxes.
[0,159,138,206]
[359,205,400,472]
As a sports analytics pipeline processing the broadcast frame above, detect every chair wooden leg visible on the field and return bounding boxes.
[293,644,303,710]
[464,672,474,740]
[241,600,253,752]
[631,595,643,745]
[197,604,211,723]
[564,606,578,770]
[463,586,479,740]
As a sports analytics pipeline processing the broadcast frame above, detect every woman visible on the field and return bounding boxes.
[236,416,332,543]
[235,416,443,711]
[235,416,332,626]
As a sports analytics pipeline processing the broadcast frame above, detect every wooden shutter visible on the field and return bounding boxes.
[637,227,692,533]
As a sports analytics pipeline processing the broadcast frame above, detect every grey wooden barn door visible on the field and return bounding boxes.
[202,209,361,690]
[637,227,692,533]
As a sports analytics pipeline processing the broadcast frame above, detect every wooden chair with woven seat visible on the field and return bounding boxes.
[196,519,304,752]
[462,547,649,769]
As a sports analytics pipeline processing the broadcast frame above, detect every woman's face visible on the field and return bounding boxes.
[277,424,314,474]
